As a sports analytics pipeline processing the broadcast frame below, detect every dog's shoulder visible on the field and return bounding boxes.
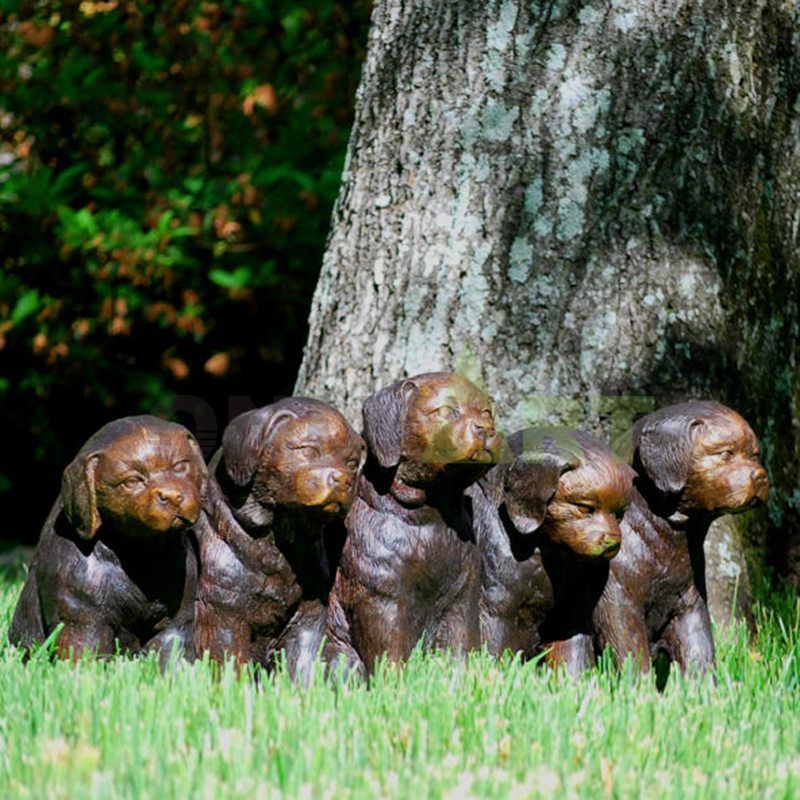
[35,498,101,582]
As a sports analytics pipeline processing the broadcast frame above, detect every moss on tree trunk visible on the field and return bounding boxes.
[297,0,800,605]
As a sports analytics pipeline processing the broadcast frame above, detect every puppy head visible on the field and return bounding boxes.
[503,429,632,560]
[62,416,207,540]
[633,401,769,515]
[220,398,365,517]
[362,372,501,481]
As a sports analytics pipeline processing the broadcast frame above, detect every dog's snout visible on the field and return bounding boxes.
[751,465,769,502]
[156,486,183,506]
[326,469,351,489]
[471,416,495,436]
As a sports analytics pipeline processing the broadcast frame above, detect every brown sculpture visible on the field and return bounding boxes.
[9,416,207,663]
[325,372,502,678]
[472,428,632,674]
[593,401,769,676]
[193,398,365,679]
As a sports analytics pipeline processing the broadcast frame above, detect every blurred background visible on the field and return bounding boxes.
[0,1,371,542]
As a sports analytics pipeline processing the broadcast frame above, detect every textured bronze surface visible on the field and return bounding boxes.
[193,398,365,680]
[9,416,207,662]
[325,372,502,678]
[473,428,632,674]
[594,401,769,676]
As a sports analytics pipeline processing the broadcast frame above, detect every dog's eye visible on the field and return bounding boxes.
[122,475,145,490]
[575,502,594,515]
[714,449,734,462]
[300,445,321,459]
[436,406,459,421]
[172,460,190,475]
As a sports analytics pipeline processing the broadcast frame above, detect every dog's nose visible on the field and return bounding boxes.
[156,487,183,506]
[601,527,622,545]
[327,469,351,489]
[751,466,769,501]
[471,417,495,436]
[600,536,621,558]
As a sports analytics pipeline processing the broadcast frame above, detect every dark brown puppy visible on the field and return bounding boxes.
[472,429,632,675]
[594,401,769,676]
[194,398,365,679]
[9,416,207,663]
[326,372,502,678]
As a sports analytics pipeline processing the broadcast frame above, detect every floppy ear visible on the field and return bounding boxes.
[221,407,297,487]
[61,452,102,539]
[362,379,417,469]
[502,453,570,535]
[185,432,209,492]
[635,415,703,495]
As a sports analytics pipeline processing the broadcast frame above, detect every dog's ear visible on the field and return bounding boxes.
[62,452,102,539]
[185,432,209,495]
[221,406,297,487]
[362,379,418,469]
[502,452,571,535]
[634,414,704,495]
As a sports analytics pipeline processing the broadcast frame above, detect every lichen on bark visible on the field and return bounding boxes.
[296,0,800,594]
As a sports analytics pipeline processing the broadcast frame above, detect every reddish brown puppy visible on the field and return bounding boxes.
[594,401,769,676]
[9,416,207,663]
[194,398,365,680]
[326,372,502,678]
[472,429,632,675]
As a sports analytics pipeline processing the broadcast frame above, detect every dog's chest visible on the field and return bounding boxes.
[348,497,478,602]
[476,515,552,653]
[620,511,695,635]
[90,545,187,634]
[477,508,549,609]
[200,528,302,626]
[487,554,551,620]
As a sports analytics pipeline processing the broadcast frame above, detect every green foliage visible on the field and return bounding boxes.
[0,571,798,798]
[0,1,369,523]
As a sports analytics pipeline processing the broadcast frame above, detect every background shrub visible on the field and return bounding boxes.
[0,0,370,540]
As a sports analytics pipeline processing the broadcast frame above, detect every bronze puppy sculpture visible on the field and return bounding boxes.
[594,401,769,677]
[9,416,207,663]
[325,372,502,678]
[472,429,632,675]
[193,398,365,680]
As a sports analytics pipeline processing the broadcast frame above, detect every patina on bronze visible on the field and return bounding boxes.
[193,397,365,680]
[9,416,207,663]
[325,372,502,678]
[594,400,769,676]
[472,428,632,674]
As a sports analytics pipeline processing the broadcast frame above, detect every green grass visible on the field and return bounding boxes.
[0,562,798,800]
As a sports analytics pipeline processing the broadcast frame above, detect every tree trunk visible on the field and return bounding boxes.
[296,0,800,607]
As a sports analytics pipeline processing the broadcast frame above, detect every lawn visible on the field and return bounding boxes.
[0,558,798,800]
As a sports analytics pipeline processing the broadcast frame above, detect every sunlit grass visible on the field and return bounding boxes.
[0,563,797,799]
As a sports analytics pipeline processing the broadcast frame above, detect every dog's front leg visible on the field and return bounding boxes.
[661,586,716,675]
[545,634,596,676]
[145,622,195,669]
[56,621,116,661]
[324,582,367,682]
[594,582,651,673]
[193,600,252,668]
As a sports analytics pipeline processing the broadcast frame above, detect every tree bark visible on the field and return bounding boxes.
[296,0,800,602]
